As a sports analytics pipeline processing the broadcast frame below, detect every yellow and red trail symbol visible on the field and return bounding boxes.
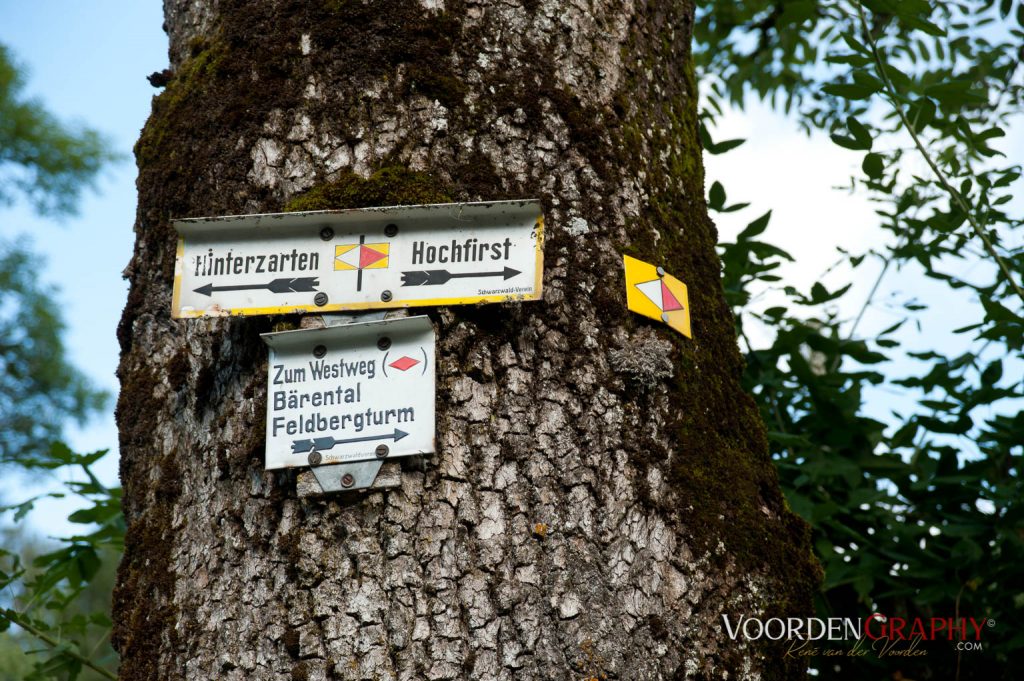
[623,254,691,338]
[335,236,390,291]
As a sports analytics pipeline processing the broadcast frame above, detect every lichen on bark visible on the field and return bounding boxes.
[114,1,820,679]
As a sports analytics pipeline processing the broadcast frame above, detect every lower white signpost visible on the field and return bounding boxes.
[261,315,435,492]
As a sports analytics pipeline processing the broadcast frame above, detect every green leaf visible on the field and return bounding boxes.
[924,81,987,107]
[738,211,772,240]
[779,0,817,24]
[977,126,1006,142]
[980,359,1003,384]
[993,171,1020,188]
[884,64,913,92]
[706,137,746,155]
[831,134,866,151]
[862,0,929,16]
[851,71,885,92]
[862,152,884,179]
[840,34,870,55]
[843,340,887,364]
[808,281,852,304]
[719,201,751,213]
[826,53,872,67]
[920,399,958,411]
[890,421,918,447]
[90,612,113,627]
[981,297,1024,324]
[902,14,947,37]
[74,547,101,584]
[708,181,726,211]
[822,82,877,100]
[847,117,873,150]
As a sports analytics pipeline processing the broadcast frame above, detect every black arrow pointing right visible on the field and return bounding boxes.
[401,266,521,286]
[291,427,409,454]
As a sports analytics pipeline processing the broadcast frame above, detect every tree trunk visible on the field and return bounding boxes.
[113,1,820,679]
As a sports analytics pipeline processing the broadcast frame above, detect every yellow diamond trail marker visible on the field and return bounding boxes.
[172,200,544,318]
[623,254,692,338]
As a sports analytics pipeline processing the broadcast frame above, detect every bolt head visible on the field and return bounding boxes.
[381,290,393,302]
[377,336,392,351]
[340,473,355,487]
[314,292,329,306]
[656,266,666,278]
[308,451,322,466]
[375,444,389,458]
[320,227,334,241]
[313,344,327,358]
[384,223,399,238]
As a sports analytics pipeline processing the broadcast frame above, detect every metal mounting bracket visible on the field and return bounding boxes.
[309,458,383,492]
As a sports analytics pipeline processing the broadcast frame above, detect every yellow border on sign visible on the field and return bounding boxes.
[171,216,546,319]
[532,215,545,300]
[171,237,185,316]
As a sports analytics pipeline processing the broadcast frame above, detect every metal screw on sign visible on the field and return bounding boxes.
[308,451,322,466]
[314,292,329,306]
[381,290,393,302]
[320,227,334,241]
[340,473,355,488]
[375,444,389,458]
[656,266,666,278]
[377,337,391,351]
[384,223,399,238]
[312,344,327,358]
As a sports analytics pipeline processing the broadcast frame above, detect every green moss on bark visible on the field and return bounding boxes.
[283,167,452,212]
[600,5,820,676]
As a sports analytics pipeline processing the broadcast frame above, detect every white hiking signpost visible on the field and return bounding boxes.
[171,200,543,318]
[174,199,544,493]
[261,315,435,491]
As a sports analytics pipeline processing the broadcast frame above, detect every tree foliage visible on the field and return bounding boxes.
[0,41,117,679]
[0,243,108,467]
[0,445,122,680]
[0,42,110,466]
[698,0,1024,676]
[0,45,115,217]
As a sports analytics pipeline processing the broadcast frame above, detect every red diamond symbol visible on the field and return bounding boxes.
[389,356,420,372]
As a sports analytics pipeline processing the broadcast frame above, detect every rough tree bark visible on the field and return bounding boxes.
[113,1,820,679]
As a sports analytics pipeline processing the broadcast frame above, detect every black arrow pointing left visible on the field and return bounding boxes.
[193,277,320,297]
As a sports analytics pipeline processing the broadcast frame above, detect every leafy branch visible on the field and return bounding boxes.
[698,0,1024,677]
[0,608,116,680]
[0,444,121,680]
[853,1,1024,308]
